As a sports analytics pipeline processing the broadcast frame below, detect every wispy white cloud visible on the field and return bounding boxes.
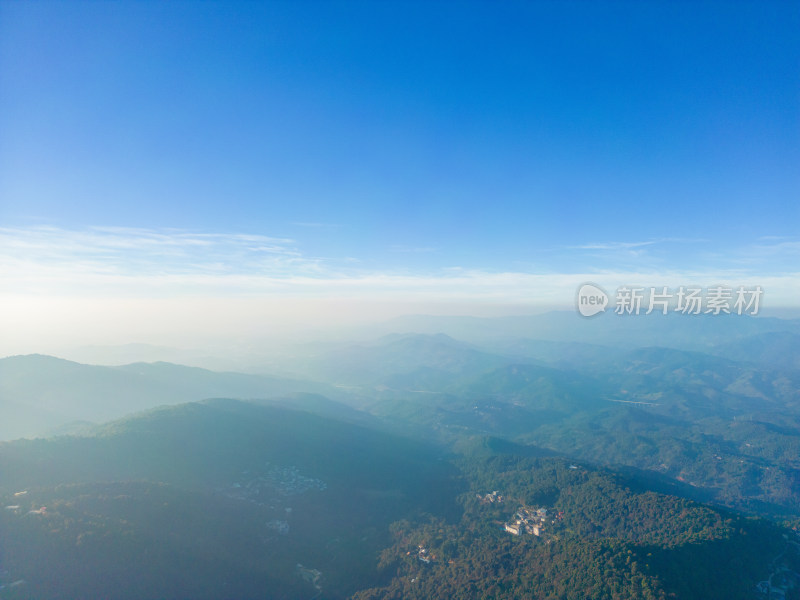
[756,235,792,242]
[389,245,438,253]
[569,237,709,251]
[1,226,798,305]
[747,239,800,256]
[690,238,800,273]
[290,222,341,228]
[570,241,658,251]
[0,225,309,279]
[2,226,798,353]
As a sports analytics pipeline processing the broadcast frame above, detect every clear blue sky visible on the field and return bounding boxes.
[0,1,798,349]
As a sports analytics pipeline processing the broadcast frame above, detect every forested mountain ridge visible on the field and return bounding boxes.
[354,453,795,600]
[0,355,335,440]
[3,314,800,598]
[305,334,800,519]
[1,400,798,599]
[0,400,460,599]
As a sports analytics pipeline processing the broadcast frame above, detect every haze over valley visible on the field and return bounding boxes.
[2,1,799,598]
[3,312,800,598]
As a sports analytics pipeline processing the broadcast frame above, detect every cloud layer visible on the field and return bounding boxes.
[2,225,798,302]
[2,225,798,354]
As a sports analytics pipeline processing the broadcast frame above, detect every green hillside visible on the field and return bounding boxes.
[2,401,798,599]
[353,452,795,600]
[0,400,460,599]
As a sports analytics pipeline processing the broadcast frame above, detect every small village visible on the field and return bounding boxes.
[218,463,328,538]
[222,463,328,505]
[1,491,41,595]
[296,563,323,598]
[504,506,549,537]
[4,490,48,517]
[477,490,564,539]
[416,545,435,563]
[408,490,564,575]
[477,490,504,504]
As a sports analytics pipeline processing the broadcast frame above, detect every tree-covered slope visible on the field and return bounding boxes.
[354,452,795,600]
[0,400,461,599]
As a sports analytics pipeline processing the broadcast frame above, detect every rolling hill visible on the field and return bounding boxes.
[0,399,460,599]
[0,355,334,440]
[1,401,795,599]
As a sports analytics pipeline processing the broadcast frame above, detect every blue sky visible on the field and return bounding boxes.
[0,1,798,349]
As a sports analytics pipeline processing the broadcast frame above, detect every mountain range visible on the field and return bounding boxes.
[2,313,800,598]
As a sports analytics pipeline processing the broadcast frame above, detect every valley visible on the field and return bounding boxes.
[1,313,800,598]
